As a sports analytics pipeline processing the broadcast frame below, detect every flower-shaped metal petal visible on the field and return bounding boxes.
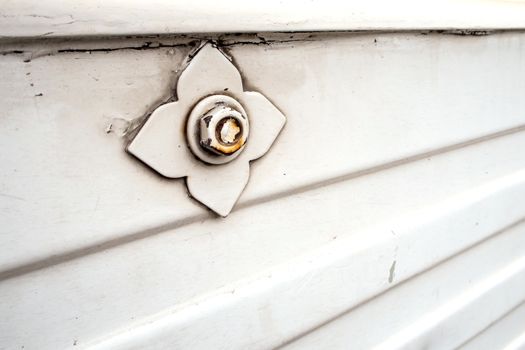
[127,44,286,216]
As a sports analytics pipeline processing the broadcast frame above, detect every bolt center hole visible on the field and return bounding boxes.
[216,117,242,145]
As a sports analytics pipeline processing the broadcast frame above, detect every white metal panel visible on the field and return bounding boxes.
[283,221,525,350]
[1,31,525,349]
[1,0,525,37]
[81,171,525,349]
[2,32,525,276]
[2,139,525,349]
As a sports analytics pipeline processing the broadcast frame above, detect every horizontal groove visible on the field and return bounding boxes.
[278,216,525,349]
[240,124,525,210]
[0,124,524,282]
[374,253,525,350]
[455,299,525,350]
[86,182,525,349]
[1,29,524,48]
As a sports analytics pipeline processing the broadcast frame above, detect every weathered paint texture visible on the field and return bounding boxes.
[1,30,525,349]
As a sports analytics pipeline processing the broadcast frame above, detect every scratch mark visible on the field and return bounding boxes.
[388,260,396,284]
[0,193,25,201]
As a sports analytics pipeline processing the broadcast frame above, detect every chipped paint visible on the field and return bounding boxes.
[388,260,396,284]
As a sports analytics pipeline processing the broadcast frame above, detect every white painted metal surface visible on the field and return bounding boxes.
[1,16,525,350]
[2,0,525,37]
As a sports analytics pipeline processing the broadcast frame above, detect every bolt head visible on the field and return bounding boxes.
[186,95,250,165]
[199,105,248,156]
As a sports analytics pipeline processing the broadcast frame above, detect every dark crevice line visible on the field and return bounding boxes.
[275,216,525,349]
[1,124,525,282]
[56,42,192,53]
[4,28,524,56]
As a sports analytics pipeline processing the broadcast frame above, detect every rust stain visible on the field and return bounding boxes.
[209,136,246,155]
[203,116,246,155]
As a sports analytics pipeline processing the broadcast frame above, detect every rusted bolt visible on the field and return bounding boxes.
[199,105,248,156]
[187,95,249,165]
